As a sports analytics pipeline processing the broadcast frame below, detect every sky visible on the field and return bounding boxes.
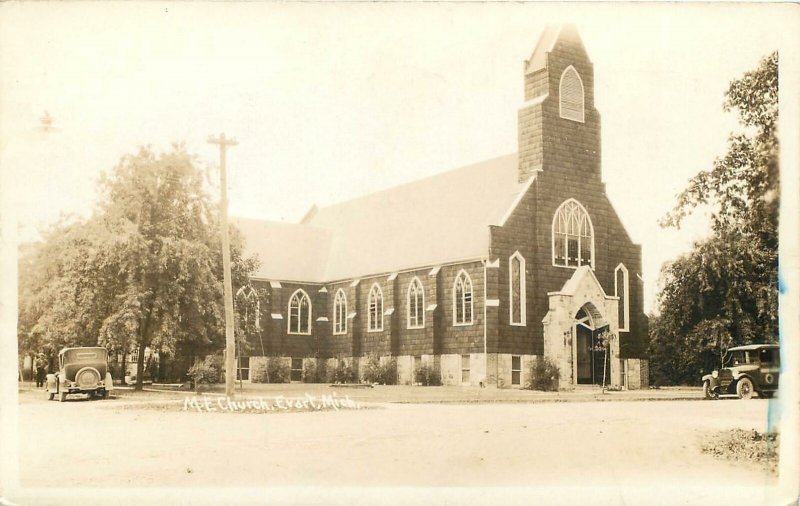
[0,2,796,314]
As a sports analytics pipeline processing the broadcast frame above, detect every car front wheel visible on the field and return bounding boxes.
[703,380,716,400]
[736,378,754,400]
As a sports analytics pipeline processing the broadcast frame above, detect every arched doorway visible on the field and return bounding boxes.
[574,304,610,385]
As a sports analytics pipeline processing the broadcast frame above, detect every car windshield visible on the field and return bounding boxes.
[724,351,746,366]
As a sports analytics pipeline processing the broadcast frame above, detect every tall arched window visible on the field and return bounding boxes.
[407,277,425,329]
[509,252,526,326]
[333,289,347,335]
[368,283,383,332]
[453,270,473,326]
[288,289,311,335]
[559,65,584,122]
[615,264,630,332]
[235,285,260,330]
[552,199,594,268]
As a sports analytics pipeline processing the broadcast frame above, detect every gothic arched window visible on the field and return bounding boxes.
[333,289,347,335]
[368,283,383,332]
[288,289,311,335]
[407,277,425,329]
[552,199,594,268]
[615,264,630,332]
[235,285,260,330]
[453,270,474,326]
[509,252,526,326]
[559,65,585,123]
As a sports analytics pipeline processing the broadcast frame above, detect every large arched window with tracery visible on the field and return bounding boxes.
[368,283,383,332]
[407,277,424,329]
[453,270,474,326]
[333,289,347,335]
[288,289,311,335]
[552,199,594,268]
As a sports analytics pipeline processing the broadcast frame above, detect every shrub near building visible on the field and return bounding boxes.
[526,357,560,392]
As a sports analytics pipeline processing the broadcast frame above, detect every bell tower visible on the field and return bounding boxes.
[517,24,601,183]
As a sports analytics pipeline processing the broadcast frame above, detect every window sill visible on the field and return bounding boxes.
[510,322,527,327]
[453,322,474,327]
[333,331,347,336]
[558,112,585,123]
[407,324,425,330]
[551,262,594,270]
[288,332,311,336]
[367,328,384,333]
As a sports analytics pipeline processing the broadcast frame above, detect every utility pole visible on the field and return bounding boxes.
[208,133,238,398]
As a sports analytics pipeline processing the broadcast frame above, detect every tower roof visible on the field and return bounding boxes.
[525,24,587,74]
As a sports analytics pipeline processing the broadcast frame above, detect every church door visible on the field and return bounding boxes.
[576,323,593,384]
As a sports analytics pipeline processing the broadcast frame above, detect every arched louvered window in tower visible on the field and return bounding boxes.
[559,65,585,122]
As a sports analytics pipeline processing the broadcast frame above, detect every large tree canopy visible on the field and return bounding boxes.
[18,145,258,389]
[650,52,778,385]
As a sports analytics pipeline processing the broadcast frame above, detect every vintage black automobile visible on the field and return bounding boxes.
[702,344,779,400]
[46,347,113,402]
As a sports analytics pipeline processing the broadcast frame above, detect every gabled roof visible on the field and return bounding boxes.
[526,25,561,74]
[551,265,610,298]
[232,217,332,282]
[524,23,587,75]
[235,153,534,283]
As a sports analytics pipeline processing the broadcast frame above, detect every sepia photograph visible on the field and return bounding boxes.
[0,2,798,505]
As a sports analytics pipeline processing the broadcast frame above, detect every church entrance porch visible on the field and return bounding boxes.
[542,266,620,390]
[575,307,611,385]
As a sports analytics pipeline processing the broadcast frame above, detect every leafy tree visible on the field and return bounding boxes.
[650,52,778,385]
[18,145,259,390]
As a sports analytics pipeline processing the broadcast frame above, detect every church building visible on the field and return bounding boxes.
[233,25,649,389]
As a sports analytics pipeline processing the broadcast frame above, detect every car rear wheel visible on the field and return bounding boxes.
[703,380,715,400]
[736,378,754,400]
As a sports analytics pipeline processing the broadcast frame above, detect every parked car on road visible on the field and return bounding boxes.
[46,347,113,402]
[702,344,779,400]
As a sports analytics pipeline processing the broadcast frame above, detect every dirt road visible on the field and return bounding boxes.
[13,390,783,505]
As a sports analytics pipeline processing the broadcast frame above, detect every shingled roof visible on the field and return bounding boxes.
[234,153,536,283]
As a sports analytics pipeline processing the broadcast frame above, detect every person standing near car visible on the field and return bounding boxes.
[34,353,46,388]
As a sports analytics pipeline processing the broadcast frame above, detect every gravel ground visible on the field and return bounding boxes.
[701,428,780,475]
[10,385,785,505]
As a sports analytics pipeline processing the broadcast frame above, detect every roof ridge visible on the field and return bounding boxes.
[309,152,518,216]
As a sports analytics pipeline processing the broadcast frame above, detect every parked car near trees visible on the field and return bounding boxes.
[702,344,779,400]
[46,347,113,402]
